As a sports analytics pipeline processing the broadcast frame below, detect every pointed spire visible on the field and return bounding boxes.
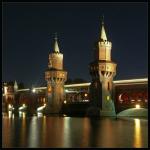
[100,15,107,41]
[54,32,60,53]
[14,80,17,86]
[14,80,18,92]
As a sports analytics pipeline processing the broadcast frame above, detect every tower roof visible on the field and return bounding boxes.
[14,80,17,85]
[14,80,18,91]
[54,33,60,53]
[100,16,107,41]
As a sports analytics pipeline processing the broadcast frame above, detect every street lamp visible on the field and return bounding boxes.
[84,93,88,97]
[135,104,140,109]
[32,88,36,93]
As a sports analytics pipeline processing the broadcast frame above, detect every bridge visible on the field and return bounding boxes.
[2,78,148,117]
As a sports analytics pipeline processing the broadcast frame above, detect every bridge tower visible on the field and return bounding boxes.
[44,34,67,114]
[89,18,117,116]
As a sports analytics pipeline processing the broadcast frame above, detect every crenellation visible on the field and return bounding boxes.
[99,41,112,47]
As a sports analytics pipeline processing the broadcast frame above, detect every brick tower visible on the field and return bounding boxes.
[89,18,117,116]
[44,34,67,114]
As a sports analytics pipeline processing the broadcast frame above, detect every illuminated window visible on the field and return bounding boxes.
[131,99,135,103]
[48,86,51,92]
[43,98,46,103]
[107,96,110,101]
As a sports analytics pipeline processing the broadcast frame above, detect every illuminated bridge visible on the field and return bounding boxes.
[2,78,148,115]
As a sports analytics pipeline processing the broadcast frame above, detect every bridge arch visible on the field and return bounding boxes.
[117,108,148,118]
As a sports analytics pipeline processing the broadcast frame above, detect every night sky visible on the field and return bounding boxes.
[2,2,148,88]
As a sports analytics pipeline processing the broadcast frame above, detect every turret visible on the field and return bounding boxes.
[44,34,67,114]
[89,17,117,116]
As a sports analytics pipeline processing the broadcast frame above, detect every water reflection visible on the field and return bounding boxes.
[19,111,26,118]
[2,115,148,148]
[20,113,27,147]
[63,117,71,147]
[134,119,141,148]
[28,116,39,147]
[95,118,115,147]
[37,112,43,117]
[41,115,46,146]
[81,118,91,147]
[8,111,14,119]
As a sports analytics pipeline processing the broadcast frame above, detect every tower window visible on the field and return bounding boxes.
[108,82,110,90]
[101,71,105,76]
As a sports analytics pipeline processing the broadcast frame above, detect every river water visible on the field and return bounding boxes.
[2,113,148,148]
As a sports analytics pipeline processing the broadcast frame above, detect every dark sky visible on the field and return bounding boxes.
[2,2,148,88]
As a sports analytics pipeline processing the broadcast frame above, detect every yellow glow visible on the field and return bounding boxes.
[44,103,46,107]
[64,100,67,104]
[131,99,135,103]
[17,88,30,92]
[21,113,26,145]
[8,111,12,118]
[131,99,135,101]
[135,104,140,109]
[134,119,141,147]
[19,111,26,118]
[43,98,46,103]
[84,93,88,97]
[113,78,147,84]
[34,87,47,90]
[23,104,26,107]
[32,89,36,93]
[8,104,12,109]
[64,83,90,88]
[22,112,26,118]
[47,85,51,93]
[107,96,110,100]
[37,112,43,117]
[4,87,7,94]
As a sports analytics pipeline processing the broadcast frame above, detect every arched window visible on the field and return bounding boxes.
[108,82,110,91]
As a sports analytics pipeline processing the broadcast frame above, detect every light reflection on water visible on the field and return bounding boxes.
[63,117,71,147]
[2,114,148,148]
[28,116,39,147]
[134,118,141,148]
